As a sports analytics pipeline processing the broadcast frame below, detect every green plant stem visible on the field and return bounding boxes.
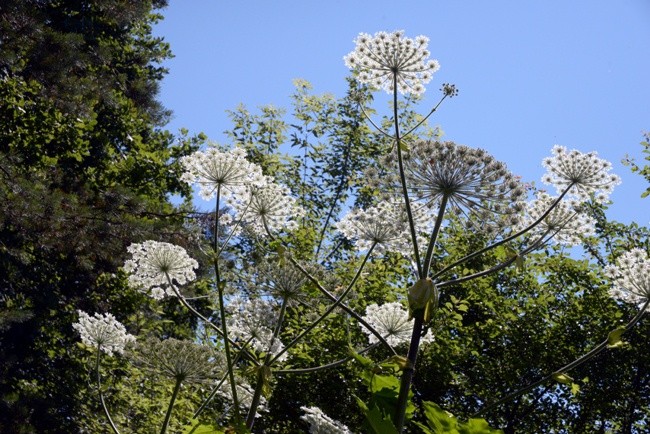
[395,314,424,432]
[160,378,183,434]
[270,243,377,363]
[193,339,251,419]
[431,185,573,282]
[264,228,397,355]
[436,229,551,288]
[422,194,449,277]
[401,93,448,139]
[393,75,423,279]
[167,282,257,366]
[213,185,242,427]
[246,297,290,429]
[474,300,649,417]
[95,348,121,434]
[275,344,379,374]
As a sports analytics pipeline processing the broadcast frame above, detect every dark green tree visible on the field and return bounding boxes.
[0,1,206,432]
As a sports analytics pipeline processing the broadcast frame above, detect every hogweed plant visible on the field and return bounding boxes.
[72,29,648,434]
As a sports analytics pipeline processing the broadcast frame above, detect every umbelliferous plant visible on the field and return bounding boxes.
[73,29,648,434]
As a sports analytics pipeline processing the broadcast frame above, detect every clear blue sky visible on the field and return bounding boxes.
[154,1,650,224]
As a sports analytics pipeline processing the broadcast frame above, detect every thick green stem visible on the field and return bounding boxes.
[395,314,424,432]
[422,194,449,277]
[160,378,183,434]
[393,75,423,278]
[95,349,121,434]
[213,185,242,426]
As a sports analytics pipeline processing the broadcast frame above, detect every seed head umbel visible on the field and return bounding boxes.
[398,140,527,235]
[180,146,265,201]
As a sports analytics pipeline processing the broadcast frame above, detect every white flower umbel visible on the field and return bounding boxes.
[336,199,427,256]
[300,406,352,434]
[226,297,288,362]
[518,192,596,246]
[542,145,621,203]
[605,248,650,310]
[232,177,304,236]
[344,30,440,96]
[123,241,199,299]
[402,140,526,235]
[73,310,135,356]
[180,146,265,201]
[361,302,433,347]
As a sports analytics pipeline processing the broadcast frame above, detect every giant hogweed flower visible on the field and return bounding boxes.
[300,406,352,434]
[397,140,526,235]
[542,145,621,203]
[336,199,430,256]
[360,302,433,347]
[123,241,199,300]
[226,297,288,362]
[231,177,304,236]
[73,311,136,356]
[344,30,440,96]
[518,192,596,246]
[605,248,650,310]
[180,146,265,201]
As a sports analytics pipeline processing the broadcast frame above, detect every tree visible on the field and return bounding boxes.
[0,1,204,432]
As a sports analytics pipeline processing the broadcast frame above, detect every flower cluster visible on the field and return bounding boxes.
[232,178,304,236]
[344,30,440,96]
[361,302,433,346]
[123,241,199,300]
[73,311,135,356]
[542,145,621,203]
[300,406,352,434]
[605,248,650,310]
[180,146,265,201]
[336,200,416,256]
[398,140,526,235]
[518,192,596,245]
[226,297,288,362]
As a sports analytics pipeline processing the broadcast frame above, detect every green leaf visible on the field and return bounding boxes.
[607,326,627,348]
[421,401,459,433]
[365,403,400,434]
[552,373,573,385]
